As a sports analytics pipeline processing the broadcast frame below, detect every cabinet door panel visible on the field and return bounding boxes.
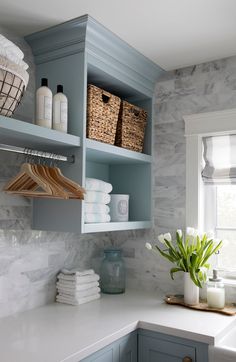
[81,332,137,362]
[119,332,137,362]
[149,349,185,362]
[139,335,195,362]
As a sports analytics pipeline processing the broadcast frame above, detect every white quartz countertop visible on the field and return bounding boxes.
[0,289,235,362]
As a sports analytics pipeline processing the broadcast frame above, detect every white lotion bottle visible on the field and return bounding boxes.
[35,78,52,128]
[53,84,68,133]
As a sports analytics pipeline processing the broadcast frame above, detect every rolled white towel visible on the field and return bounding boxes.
[84,191,111,204]
[57,287,101,298]
[84,213,111,224]
[0,35,29,70]
[0,46,28,70]
[60,268,94,276]
[86,178,112,194]
[85,203,110,214]
[0,56,29,88]
[56,293,100,306]
[57,273,100,284]
[0,34,24,59]
[56,281,99,292]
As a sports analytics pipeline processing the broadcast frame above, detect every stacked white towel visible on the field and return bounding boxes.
[0,34,29,97]
[56,268,101,306]
[84,178,112,223]
[0,34,29,70]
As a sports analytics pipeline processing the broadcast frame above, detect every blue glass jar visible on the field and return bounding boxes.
[100,249,125,294]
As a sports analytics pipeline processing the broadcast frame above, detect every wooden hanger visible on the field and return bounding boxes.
[33,164,69,199]
[47,166,85,199]
[4,162,85,200]
[4,163,53,196]
[5,173,33,191]
[4,163,65,198]
[14,164,84,199]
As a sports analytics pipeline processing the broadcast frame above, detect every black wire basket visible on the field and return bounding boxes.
[0,68,26,117]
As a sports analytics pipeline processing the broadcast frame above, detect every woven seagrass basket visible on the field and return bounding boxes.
[87,84,121,145]
[115,101,147,152]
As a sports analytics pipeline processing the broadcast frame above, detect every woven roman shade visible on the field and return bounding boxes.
[202,135,236,183]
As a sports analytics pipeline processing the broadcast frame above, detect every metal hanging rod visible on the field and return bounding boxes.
[0,143,74,163]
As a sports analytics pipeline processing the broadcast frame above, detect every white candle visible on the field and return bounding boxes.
[207,287,225,309]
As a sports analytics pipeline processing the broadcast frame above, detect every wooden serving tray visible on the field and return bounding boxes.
[165,295,236,316]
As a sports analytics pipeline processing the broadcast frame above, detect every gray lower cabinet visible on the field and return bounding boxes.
[80,329,208,362]
[138,329,209,362]
[81,331,137,362]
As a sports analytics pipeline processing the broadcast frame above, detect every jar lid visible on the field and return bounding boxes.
[209,269,222,282]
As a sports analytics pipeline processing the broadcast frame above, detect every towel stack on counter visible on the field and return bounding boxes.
[56,269,100,306]
[84,178,112,223]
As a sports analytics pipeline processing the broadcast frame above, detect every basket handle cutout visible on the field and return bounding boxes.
[102,92,111,103]
[132,107,141,117]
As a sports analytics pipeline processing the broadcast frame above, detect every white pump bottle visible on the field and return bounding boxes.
[53,84,68,133]
[35,78,52,128]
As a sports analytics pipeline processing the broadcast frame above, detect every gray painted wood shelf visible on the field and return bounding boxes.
[84,221,152,233]
[0,115,80,150]
[86,138,152,165]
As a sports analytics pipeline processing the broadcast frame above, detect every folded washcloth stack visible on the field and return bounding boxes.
[84,178,112,223]
[56,268,101,306]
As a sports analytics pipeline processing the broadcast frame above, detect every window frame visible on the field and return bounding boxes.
[184,108,236,285]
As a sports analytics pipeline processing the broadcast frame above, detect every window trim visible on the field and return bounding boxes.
[184,108,236,284]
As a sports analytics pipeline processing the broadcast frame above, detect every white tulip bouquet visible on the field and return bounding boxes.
[146,228,223,288]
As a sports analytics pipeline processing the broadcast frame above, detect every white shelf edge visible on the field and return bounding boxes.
[86,138,152,163]
[83,221,151,233]
[0,115,80,147]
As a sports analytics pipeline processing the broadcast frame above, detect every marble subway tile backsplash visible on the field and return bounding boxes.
[0,228,109,317]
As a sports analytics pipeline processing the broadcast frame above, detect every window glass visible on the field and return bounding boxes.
[213,185,236,271]
[217,185,236,226]
[216,230,236,270]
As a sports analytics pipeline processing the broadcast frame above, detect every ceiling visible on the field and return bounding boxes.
[1,0,236,70]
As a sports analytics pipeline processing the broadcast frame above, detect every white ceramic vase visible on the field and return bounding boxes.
[184,272,199,305]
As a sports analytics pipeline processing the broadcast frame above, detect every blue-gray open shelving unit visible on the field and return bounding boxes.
[9,14,165,233]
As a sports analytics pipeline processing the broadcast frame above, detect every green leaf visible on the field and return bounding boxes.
[154,245,176,263]
[179,259,187,272]
[170,267,183,280]
[190,268,202,288]
[176,232,181,243]
[212,240,223,255]
[190,253,198,269]
[176,238,187,260]
[201,240,223,267]
[164,239,179,260]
